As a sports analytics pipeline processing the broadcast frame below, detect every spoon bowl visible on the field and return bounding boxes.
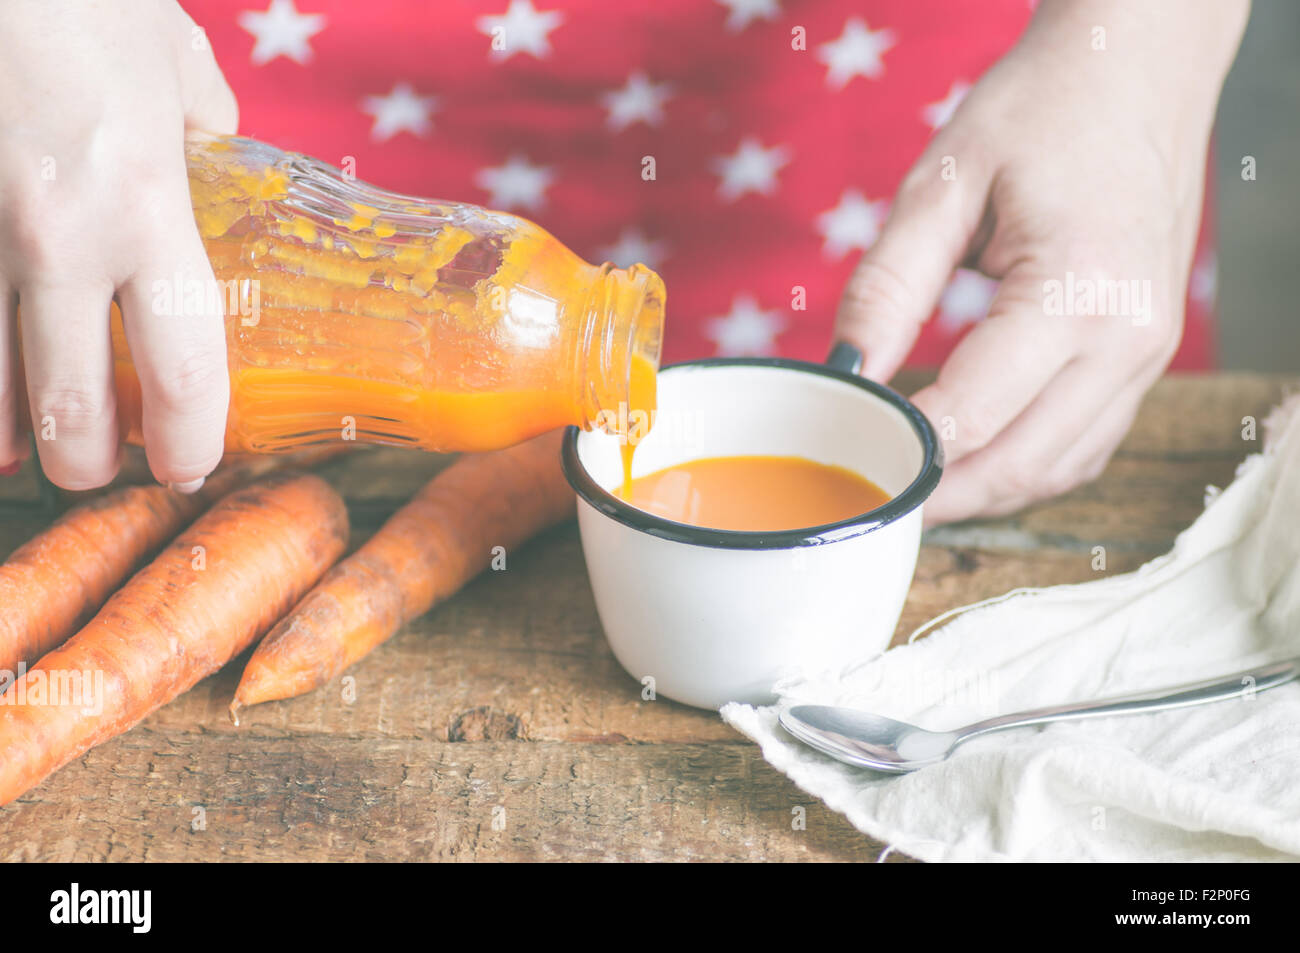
[780,705,957,772]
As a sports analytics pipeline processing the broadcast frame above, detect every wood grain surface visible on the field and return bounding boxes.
[0,373,1293,861]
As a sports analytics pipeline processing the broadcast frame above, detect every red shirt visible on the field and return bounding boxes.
[187,0,1216,368]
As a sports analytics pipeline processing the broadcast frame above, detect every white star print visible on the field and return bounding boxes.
[817,18,895,89]
[602,73,672,132]
[705,295,785,356]
[475,155,553,211]
[477,0,564,61]
[598,228,669,271]
[937,269,998,332]
[361,83,437,142]
[713,138,790,202]
[922,81,971,131]
[816,190,888,261]
[716,0,781,32]
[238,0,326,66]
[1190,252,1217,306]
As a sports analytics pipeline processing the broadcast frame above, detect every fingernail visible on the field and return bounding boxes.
[168,477,206,494]
[825,341,865,374]
[0,461,21,477]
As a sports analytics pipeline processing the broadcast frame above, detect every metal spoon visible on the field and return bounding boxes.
[778,656,1300,773]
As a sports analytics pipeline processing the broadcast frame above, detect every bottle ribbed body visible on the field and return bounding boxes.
[109,133,663,453]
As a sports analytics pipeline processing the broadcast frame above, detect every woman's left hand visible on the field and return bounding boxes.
[832,0,1249,526]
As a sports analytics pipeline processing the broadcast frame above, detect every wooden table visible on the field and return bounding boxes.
[0,373,1292,862]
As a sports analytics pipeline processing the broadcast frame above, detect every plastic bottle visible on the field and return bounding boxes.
[109,133,663,453]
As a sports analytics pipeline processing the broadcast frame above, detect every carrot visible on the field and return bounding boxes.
[230,430,573,719]
[0,447,348,676]
[0,486,203,677]
[0,472,348,806]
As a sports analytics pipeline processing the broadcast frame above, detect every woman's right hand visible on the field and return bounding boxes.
[0,0,237,490]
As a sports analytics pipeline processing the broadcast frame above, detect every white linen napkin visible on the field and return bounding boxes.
[722,395,1300,862]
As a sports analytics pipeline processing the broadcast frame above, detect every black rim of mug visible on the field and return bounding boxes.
[560,354,945,551]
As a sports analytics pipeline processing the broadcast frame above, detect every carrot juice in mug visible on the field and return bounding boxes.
[619,454,891,531]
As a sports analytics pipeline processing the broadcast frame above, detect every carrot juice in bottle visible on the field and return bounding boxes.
[109,133,663,455]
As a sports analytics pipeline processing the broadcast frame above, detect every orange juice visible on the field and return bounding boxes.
[620,455,890,531]
[103,133,663,455]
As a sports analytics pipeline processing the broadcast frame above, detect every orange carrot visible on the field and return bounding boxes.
[0,486,203,677]
[0,448,350,676]
[0,472,348,806]
[231,430,573,718]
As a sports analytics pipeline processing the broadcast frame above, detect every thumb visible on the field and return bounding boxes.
[833,164,983,382]
[174,12,240,134]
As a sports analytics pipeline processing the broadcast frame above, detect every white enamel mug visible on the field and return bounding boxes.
[561,345,943,710]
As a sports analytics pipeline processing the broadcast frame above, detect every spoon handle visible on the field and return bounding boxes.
[955,656,1300,747]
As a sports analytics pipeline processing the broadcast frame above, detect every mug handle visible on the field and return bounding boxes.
[825,341,863,374]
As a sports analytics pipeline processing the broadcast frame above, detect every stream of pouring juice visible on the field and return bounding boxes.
[617,351,657,496]
[619,455,890,531]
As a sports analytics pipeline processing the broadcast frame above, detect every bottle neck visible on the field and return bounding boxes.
[576,263,664,439]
